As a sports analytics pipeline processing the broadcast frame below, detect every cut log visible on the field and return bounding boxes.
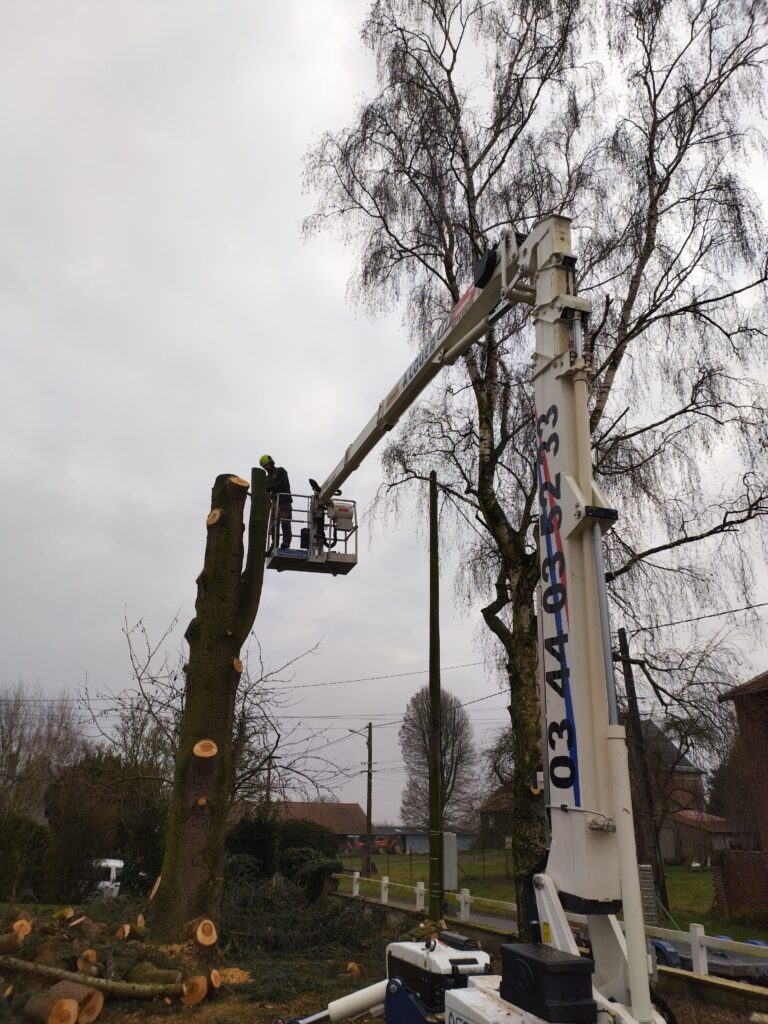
[0,957,185,998]
[233,658,243,674]
[180,975,208,1007]
[192,739,217,758]
[125,963,183,986]
[13,917,33,939]
[188,918,217,947]
[148,876,161,902]
[228,476,250,488]
[206,509,222,526]
[113,925,130,941]
[48,982,104,1024]
[21,993,78,1024]
[208,968,222,990]
[0,933,22,955]
[136,914,145,929]
[74,951,97,973]
[196,797,207,807]
[68,920,102,942]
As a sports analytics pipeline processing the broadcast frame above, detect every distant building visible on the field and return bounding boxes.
[714,672,768,918]
[374,824,476,854]
[275,801,373,842]
[670,810,747,865]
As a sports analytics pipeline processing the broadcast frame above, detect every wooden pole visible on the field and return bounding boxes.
[618,626,669,911]
[428,471,443,921]
[365,722,373,878]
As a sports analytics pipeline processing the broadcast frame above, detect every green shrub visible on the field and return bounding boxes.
[226,812,280,881]
[278,846,342,900]
[0,811,50,901]
[279,818,338,858]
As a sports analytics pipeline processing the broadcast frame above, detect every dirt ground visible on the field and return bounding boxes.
[65,984,754,1024]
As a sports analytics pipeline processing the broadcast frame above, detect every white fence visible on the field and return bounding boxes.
[336,872,768,983]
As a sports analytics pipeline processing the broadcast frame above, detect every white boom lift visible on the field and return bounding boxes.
[276,215,668,1023]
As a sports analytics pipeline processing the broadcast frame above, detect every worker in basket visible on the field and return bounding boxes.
[260,454,293,548]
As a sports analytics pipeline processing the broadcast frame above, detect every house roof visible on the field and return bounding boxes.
[275,801,375,835]
[719,670,768,703]
[640,719,701,773]
[671,810,739,834]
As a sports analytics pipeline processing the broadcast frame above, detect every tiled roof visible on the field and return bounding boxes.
[671,810,738,834]
[275,801,374,835]
[719,670,768,703]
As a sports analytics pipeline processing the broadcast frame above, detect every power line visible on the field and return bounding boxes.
[0,659,488,705]
[631,600,768,634]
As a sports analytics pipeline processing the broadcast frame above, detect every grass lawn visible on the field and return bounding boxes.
[339,853,768,942]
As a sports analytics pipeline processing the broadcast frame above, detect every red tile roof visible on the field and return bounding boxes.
[719,670,768,702]
[275,801,374,836]
[671,810,738,834]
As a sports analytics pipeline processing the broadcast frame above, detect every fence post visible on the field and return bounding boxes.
[352,871,360,897]
[689,923,708,976]
[381,875,389,905]
[416,880,425,912]
[460,888,470,921]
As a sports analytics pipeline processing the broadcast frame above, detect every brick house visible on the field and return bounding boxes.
[714,672,768,917]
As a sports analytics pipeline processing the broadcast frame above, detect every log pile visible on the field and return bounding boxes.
[0,903,224,1020]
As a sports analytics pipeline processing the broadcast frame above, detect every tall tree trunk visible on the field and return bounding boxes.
[507,573,547,935]
[153,468,268,941]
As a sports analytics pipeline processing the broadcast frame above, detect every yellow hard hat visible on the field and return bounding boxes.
[259,454,272,467]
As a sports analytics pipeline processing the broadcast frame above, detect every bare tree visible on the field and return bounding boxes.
[305,0,589,926]
[305,0,768,928]
[399,686,479,830]
[84,618,345,806]
[582,0,768,642]
[0,681,80,820]
[482,726,515,790]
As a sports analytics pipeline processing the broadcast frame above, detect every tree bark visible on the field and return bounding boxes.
[152,467,269,940]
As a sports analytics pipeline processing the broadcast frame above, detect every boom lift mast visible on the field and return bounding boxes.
[277,216,663,1023]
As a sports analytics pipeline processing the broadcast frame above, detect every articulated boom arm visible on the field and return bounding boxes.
[310,215,661,1023]
[316,218,574,505]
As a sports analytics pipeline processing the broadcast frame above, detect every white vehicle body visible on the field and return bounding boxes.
[94,857,123,897]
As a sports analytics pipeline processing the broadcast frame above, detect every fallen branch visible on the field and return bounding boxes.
[0,956,185,998]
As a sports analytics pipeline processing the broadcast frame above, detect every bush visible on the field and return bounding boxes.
[0,812,50,901]
[278,846,342,900]
[221,869,374,958]
[279,818,338,858]
[226,812,280,881]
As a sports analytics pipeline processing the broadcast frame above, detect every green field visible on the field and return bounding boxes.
[338,852,768,942]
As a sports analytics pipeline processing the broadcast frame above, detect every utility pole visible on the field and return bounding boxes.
[428,471,443,921]
[366,721,373,878]
[618,627,669,911]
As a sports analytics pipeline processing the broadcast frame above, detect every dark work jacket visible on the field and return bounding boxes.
[266,466,292,506]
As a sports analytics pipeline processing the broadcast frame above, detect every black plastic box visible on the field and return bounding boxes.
[499,943,596,1023]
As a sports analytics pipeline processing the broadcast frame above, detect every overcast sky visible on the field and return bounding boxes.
[0,1,514,821]
[2,3,766,824]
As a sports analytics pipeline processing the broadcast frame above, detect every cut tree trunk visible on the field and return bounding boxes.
[48,982,104,1024]
[180,975,208,1006]
[21,994,78,1024]
[152,468,268,941]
